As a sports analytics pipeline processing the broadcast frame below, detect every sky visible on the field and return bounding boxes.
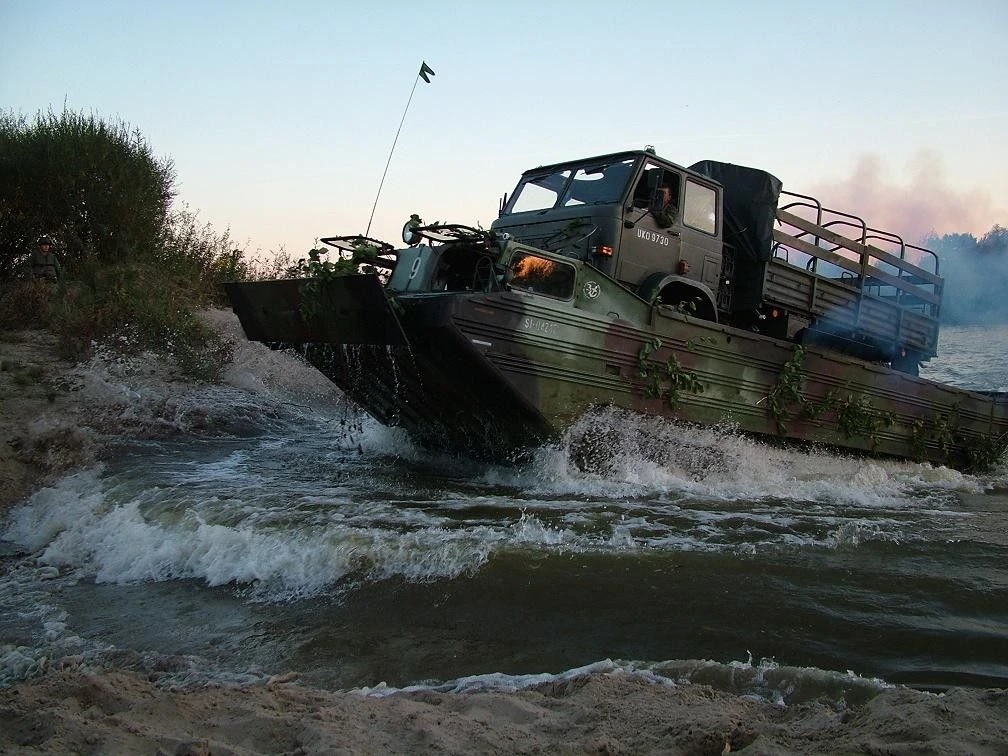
[2,0,1006,256]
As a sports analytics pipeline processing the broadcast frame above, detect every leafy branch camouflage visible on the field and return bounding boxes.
[810,389,895,448]
[291,242,383,323]
[638,337,705,408]
[766,346,806,434]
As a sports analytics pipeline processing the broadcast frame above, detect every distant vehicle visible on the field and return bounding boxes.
[226,148,1007,470]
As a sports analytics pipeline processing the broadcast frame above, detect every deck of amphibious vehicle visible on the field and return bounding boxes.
[225,149,1008,470]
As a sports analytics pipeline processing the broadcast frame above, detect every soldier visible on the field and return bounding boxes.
[30,235,62,282]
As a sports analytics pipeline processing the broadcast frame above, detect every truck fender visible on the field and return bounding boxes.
[637,273,719,322]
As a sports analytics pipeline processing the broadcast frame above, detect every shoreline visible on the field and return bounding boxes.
[2,325,1007,754]
[3,664,1007,755]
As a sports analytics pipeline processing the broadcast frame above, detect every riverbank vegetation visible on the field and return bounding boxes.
[0,108,287,379]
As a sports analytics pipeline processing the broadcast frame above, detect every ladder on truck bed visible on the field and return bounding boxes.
[765,190,943,363]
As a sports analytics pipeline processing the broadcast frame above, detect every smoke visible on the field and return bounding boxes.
[806,152,1000,245]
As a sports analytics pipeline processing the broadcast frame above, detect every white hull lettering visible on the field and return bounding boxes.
[522,317,558,336]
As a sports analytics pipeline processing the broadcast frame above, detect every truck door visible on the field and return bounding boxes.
[679,176,722,292]
[615,163,684,288]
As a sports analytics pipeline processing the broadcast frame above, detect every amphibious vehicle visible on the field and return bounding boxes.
[225,148,1008,469]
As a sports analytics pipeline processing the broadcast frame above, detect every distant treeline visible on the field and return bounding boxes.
[925,227,1008,324]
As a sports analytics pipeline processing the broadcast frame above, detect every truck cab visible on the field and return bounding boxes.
[492,150,726,321]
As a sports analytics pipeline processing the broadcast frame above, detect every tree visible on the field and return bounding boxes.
[0,108,176,279]
[977,225,1008,255]
[925,229,1008,324]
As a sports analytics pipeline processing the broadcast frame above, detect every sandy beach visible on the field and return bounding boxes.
[2,321,1007,755]
[0,663,1004,755]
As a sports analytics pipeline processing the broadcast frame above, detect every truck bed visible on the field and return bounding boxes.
[764,207,942,360]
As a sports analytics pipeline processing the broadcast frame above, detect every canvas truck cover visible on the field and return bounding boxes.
[689,160,782,263]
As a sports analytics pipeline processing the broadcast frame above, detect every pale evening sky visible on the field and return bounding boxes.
[2,0,1006,254]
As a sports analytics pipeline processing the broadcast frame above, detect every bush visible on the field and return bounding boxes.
[0,108,175,278]
[3,259,225,380]
[0,278,55,331]
[158,205,249,306]
[0,108,243,380]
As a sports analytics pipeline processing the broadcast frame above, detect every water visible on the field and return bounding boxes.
[2,321,1007,702]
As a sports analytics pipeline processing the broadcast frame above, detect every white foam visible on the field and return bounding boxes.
[507,406,998,510]
[4,471,502,599]
[1,424,976,602]
[3,469,108,553]
[0,549,99,686]
[354,653,892,708]
[357,659,633,697]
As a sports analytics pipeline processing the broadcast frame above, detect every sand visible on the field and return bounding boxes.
[1,664,1006,755]
[2,323,1007,755]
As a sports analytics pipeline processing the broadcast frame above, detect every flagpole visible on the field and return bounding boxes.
[365,63,432,238]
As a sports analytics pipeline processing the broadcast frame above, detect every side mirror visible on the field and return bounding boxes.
[651,186,676,213]
[649,187,667,215]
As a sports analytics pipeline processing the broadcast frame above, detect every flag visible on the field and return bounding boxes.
[419,61,435,84]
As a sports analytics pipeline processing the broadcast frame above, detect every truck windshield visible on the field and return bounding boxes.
[507,158,635,214]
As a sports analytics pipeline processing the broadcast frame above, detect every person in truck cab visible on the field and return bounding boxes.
[632,169,679,228]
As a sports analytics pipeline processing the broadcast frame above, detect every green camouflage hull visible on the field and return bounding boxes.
[225,274,1008,470]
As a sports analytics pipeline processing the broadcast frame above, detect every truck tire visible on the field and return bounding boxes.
[638,274,718,323]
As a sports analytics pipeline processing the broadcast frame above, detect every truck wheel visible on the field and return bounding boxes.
[658,283,717,322]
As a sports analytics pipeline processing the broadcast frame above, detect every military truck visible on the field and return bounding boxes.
[225,148,1006,469]
[492,149,940,375]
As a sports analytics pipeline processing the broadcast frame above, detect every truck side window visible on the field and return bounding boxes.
[631,166,681,215]
[510,252,576,299]
[632,168,656,207]
[683,180,717,235]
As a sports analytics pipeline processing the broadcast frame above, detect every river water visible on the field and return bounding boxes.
[2,321,1007,703]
